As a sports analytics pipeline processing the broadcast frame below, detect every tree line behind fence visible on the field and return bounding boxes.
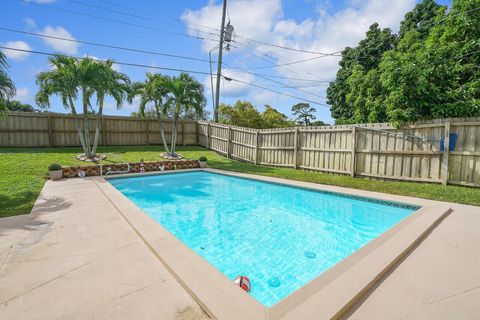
[1,112,479,187]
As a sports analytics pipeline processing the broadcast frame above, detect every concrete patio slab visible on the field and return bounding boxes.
[0,178,208,320]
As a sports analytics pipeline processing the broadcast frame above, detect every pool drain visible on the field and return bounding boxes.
[304,251,316,259]
[268,277,281,287]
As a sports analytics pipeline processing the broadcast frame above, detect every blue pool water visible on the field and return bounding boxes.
[109,171,417,306]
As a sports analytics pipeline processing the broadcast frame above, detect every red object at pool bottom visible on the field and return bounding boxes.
[234,275,251,293]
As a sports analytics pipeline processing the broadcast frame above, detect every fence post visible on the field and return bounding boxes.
[294,127,299,169]
[351,126,357,177]
[182,122,186,146]
[145,119,149,146]
[442,121,451,185]
[206,123,210,149]
[195,122,199,145]
[47,115,53,147]
[227,126,232,158]
[254,130,259,165]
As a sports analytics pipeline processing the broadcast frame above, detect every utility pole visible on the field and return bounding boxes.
[214,0,227,123]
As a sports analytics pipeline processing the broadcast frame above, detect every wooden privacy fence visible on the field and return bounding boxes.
[2,112,479,187]
[198,118,480,187]
[0,111,198,147]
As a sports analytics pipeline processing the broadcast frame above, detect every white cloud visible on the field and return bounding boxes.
[183,0,417,113]
[23,18,37,29]
[14,87,30,101]
[182,0,283,52]
[40,26,79,54]
[105,96,139,113]
[31,0,57,3]
[1,41,32,60]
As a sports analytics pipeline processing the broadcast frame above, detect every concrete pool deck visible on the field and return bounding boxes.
[1,170,479,319]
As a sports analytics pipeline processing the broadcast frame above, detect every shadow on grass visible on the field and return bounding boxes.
[0,191,39,219]
[0,192,72,236]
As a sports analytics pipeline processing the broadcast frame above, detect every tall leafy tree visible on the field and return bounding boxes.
[262,105,295,128]
[219,101,294,128]
[128,73,171,153]
[0,52,16,117]
[0,100,37,113]
[161,73,206,156]
[398,0,443,40]
[379,0,479,125]
[218,101,263,128]
[291,103,316,126]
[327,23,396,124]
[326,0,480,126]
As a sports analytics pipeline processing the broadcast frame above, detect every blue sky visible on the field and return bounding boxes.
[1,0,449,123]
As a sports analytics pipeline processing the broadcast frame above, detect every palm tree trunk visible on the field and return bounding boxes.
[171,115,178,155]
[69,97,88,154]
[91,96,103,157]
[155,103,170,154]
[82,88,92,157]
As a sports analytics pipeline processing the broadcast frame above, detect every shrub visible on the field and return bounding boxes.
[48,163,62,171]
[199,156,207,162]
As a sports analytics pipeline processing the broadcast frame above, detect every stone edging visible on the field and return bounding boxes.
[61,160,200,178]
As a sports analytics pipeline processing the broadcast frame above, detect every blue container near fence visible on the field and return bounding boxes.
[440,133,458,151]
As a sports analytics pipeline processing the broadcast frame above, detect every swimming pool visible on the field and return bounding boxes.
[109,171,418,307]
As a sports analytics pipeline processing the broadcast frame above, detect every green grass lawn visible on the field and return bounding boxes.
[1,145,479,218]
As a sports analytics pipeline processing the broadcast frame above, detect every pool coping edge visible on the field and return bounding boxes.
[94,169,452,320]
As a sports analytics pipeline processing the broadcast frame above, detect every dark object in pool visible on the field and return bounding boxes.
[268,277,281,287]
[200,246,205,250]
[304,251,316,259]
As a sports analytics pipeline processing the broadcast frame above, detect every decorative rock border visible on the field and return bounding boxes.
[61,160,200,178]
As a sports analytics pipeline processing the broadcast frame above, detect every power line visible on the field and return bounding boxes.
[95,0,221,33]
[0,26,214,64]
[0,46,212,75]
[0,26,334,87]
[0,45,330,108]
[90,0,339,57]
[223,62,327,99]
[231,5,480,66]
[252,73,330,83]
[234,34,339,56]
[64,0,220,38]
[251,53,340,70]
[224,76,329,107]
[230,43,331,82]
[19,0,219,43]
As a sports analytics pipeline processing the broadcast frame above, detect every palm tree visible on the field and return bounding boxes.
[91,60,130,156]
[162,73,206,156]
[0,51,16,117]
[36,56,129,159]
[75,57,103,158]
[35,55,88,151]
[128,73,171,153]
